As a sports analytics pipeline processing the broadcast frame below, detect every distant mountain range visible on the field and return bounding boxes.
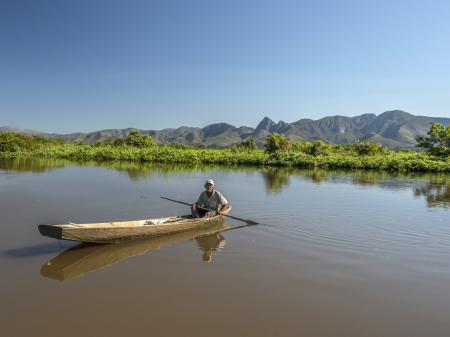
[2,110,449,149]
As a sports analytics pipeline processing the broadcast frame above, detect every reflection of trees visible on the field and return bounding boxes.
[262,168,332,188]
[0,158,223,181]
[414,177,449,208]
[261,167,450,208]
[304,169,332,184]
[106,161,208,181]
[299,169,396,186]
[262,168,334,192]
[98,161,201,181]
[2,158,449,208]
[0,158,68,172]
[195,232,226,262]
[350,171,393,186]
[261,168,291,193]
[347,171,449,208]
[93,161,243,181]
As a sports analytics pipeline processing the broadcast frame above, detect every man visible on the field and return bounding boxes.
[191,179,229,218]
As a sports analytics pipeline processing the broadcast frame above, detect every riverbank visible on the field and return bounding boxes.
[1,143,449,172]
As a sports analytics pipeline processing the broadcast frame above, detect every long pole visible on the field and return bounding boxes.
[160,196,258,225]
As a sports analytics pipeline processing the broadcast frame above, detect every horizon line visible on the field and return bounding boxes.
[2,109,449,135]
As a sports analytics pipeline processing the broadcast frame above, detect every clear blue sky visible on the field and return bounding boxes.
[1,0,449,133]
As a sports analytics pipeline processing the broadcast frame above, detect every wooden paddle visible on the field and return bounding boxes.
[160,196,258,225]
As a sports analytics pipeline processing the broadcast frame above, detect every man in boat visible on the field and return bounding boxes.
[191,179,229,218]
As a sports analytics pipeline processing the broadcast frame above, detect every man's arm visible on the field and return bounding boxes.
[217,191,229,213]
[218,203,229,213]
[192,192,204,210]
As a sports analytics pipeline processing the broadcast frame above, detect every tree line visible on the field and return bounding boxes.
[1,123,448,159]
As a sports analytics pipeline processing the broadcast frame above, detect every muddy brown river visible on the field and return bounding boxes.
[1,158,449,337]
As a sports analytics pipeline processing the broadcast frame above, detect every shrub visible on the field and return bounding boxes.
[291,140,332,156]
[0,133,30,152]
[164,143,191,149]
[265,133,290,153]
[113,130,156,148]
[352,141,385,156]
[0,133,63,152]
[309,140,332,156]
[234,138,257,151]
[291,141,312,153]
[416,123,450,157]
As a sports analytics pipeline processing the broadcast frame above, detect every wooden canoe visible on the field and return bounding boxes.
[38,207,231,244]
[41,222,230,281]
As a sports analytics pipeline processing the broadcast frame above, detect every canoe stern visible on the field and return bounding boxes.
[38,224,63,240]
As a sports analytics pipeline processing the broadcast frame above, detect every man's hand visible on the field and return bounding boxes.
[191,202,197,211]
[218,204,229,215]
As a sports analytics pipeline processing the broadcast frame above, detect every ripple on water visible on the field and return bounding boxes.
[258,203,450,256]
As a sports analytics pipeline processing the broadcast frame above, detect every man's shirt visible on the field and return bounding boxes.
[197,190,228,211]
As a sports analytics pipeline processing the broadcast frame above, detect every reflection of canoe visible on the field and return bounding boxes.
[38,207,231,243]
[41,222,231,281]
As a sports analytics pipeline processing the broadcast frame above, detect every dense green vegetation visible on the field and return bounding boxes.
[0,133,64,152]
[233,137,257,151]
[416,123,450,157]
[110,130,157,148]
[0,126,449,172]
[265,133,291,153]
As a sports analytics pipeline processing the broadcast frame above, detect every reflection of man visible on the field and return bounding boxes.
[195,233,226,262]
[191,179,229,218]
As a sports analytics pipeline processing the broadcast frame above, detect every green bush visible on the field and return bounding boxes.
[352,141,386,156]
[308,140,332,156]
[0,133,64,152]
[113,130,156,148]
[416,123,450,157]
[291,141,312,153]
[163,143,191,150]
[234,138,257,151]
[0,133,31,152]
[265,133,290,153]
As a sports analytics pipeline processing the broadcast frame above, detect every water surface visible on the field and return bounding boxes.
[1,158,449,337]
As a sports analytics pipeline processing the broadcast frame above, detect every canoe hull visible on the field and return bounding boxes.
[38,209,230,244]
[41,222,230,281]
